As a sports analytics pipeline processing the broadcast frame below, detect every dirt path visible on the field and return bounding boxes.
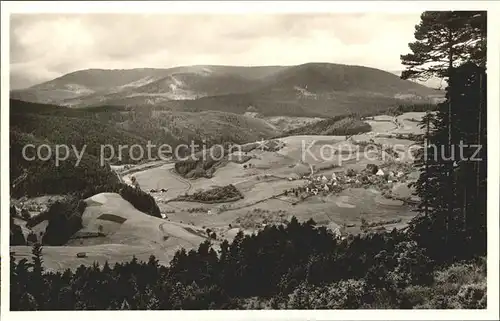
[158,222,200,247]
[168,168,192,193]
[121,160,171,176]
[222,192,287,211]
[120,161,172,184]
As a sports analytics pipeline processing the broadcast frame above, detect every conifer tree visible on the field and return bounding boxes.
[401,11,486,81]
[403,11,487,262]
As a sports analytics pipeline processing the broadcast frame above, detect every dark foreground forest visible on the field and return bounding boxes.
[11,218,486,310]
[9,11,488,310]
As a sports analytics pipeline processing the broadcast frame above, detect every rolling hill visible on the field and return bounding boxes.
[9,99,279,197]
[11,63,442,117]
[12,192,209,270]
[10,65,285,106]
[10,62,442,196]
[10,99,279,147]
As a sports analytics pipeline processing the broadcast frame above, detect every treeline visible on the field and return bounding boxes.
[174,144,229,179]
[40,198,87,245]
[281,102,436,138]
[82,183,162,219]
[385,103,438,116]
[283,116,372,137]
[10,217,486,310]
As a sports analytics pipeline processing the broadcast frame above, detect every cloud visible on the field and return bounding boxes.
[10,13,421,89]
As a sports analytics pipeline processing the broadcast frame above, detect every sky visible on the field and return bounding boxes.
[10,13,422,89]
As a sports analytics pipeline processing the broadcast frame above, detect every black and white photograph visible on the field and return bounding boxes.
[1,1,499,319]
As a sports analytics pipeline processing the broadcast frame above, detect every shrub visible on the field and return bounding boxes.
[434,260,485,286]
[391,241,434,286]
[398,285,433,308]
[456,282,487,309]
[346,169,356,177]
[287,280,367,309]
[366,241,433,290]
[366,164,379,175]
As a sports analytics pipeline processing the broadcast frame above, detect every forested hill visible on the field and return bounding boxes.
[9,99,279,197]
[12,63,441,117]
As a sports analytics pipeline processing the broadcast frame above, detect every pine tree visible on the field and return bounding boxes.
[402,11,486,251]
[403,11,487,263]
[401,11,486,81]
[447,63,487,258]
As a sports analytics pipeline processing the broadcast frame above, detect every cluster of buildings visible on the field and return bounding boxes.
[284,164,408,200]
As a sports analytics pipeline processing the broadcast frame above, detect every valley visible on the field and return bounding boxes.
[9,63,440,271]
[11,111,427,271]
[8,11,489,311]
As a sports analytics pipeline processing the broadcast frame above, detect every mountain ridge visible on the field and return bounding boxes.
[11,63,442,115]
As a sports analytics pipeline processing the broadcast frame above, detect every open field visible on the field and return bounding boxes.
[12,112,426,271]
[131,113,424,235]
[10,244,172,271]
[394,112,427,135]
